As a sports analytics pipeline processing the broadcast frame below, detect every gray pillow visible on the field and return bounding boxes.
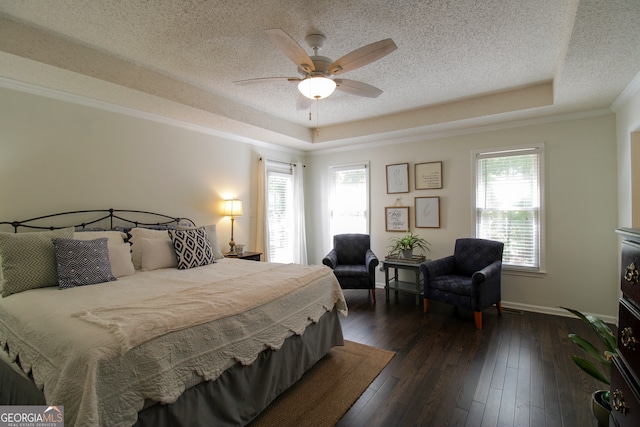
[0,227,74,297]
[52,237,117,289]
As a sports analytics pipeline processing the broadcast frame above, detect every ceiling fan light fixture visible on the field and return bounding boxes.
[298,76,336,99]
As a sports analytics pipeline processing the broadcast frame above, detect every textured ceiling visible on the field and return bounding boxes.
[0,0,639,151]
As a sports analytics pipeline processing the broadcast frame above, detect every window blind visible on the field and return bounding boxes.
[329,163,369,238]
[475,146,542,269]
[267,169,293,263]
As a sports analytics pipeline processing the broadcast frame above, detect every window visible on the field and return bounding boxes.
[265,161,306,264]
[473,144,545,272]
[329,163,369,239]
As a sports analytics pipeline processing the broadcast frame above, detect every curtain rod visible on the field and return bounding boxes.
[259,158,305,167]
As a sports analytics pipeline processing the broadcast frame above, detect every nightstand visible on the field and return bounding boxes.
[223,251,262,261]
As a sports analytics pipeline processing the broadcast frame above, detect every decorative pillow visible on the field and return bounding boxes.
[108,243,135,277]
[128,228,173,270]
[52,237,117,289]
[141,238,178,271]
[0,227,74,297]
[178,224,224,260]
[75,230,128,245]
[168,228,215,270]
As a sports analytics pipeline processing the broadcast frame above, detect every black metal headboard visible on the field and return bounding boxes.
[0,209,196,233]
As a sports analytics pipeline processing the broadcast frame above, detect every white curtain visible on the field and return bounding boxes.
[255,158,269,262]
[292,162,308,265]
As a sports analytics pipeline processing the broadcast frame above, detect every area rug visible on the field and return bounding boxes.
[248,340,395,427]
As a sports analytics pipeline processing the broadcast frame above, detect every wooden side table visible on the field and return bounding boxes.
[223,251,262,261]
[383,256,430,305]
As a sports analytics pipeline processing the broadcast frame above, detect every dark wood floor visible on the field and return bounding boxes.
[336,289,612,427]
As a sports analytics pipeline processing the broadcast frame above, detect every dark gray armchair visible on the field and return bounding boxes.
[420,238,504,329]
[322,234,379,302]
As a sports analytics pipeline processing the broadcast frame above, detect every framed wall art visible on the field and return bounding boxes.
[415,196,440,228]
[415,161,442,190]
[385,206,410,232]
[386,163,409,194]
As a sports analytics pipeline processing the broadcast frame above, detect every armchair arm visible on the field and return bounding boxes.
[422,255,455,279]
[365,249,379,274]
[322,250,339,270]
[471,260,502,285]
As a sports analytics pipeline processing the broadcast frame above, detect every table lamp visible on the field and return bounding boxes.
[223,198,243,253]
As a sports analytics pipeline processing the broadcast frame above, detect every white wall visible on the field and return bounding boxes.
[306,114,619,319]
[0,86,303,252]
[0,85,621,320]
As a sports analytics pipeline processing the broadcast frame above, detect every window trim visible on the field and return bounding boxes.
[471,143,546,274]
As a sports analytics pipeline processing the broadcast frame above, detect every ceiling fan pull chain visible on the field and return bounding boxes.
[316,100,320,134]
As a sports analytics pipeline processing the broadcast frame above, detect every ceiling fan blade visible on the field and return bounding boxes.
[329,38,397,75]
[296,94,313,111]
[334,79,383,98]
[234,77,301,85]
[265,29,315,72]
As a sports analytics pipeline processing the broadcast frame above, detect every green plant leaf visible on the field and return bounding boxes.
[560,306,617,387]
[568,334,609,364]
[560,307,616,351]
[586,316,617,352]
[569,355,610,385]
[388,232,430,255]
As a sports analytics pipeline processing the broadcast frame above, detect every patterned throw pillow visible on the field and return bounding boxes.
[0,227,75,297]
[168,228,215,270]
[177,224,224,260]
[52,237,117,289]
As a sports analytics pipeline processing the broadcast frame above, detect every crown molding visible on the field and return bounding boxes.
[612,71,640,112]
[308,108,613,156]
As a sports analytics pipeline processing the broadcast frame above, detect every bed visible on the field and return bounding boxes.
[0,209,347,427]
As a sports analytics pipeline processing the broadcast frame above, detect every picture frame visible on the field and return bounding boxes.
[385,206,410,232]
[386,163,409,194]
[415,196,440,228]
[415,161,443,190]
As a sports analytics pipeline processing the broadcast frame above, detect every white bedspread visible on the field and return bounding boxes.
[0,259,347,427]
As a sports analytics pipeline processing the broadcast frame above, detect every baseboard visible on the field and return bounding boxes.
[373,284,618,325]
[500,301,618,325]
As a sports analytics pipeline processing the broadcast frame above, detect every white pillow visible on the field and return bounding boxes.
[75,230,127,245]
[109,243,135,277]
[128,228,171,270]
[141,238,178,271]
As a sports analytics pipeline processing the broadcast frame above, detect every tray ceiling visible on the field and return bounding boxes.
[1,1,639,150]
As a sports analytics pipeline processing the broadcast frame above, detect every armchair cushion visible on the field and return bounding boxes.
[334,265,369,278]
[429,275,473,296]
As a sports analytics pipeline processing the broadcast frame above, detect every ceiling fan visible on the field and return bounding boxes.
[234,29,397,110]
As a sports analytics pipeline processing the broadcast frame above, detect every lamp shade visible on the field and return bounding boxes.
[297,76,337,100]
[223,199,243,217]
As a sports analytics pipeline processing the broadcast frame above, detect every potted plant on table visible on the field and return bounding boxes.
[388,231,430,259]
[561,306,617,427]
